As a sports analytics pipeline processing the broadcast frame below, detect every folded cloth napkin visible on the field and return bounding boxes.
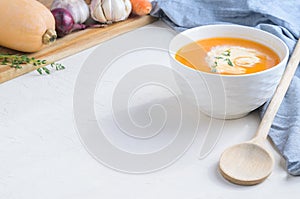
[150,0,300,175]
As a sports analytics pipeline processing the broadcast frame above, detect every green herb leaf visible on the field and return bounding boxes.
[37,68,43,75]
[222,49,231,56]
[225,58,233,66]
[51,62,65,71]
[42,67,50,74]
[211,61,218,73]
[215,56,223,59]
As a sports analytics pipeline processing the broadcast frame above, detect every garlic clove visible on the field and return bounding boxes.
[123,0,132,17]
[110,0,128,22]
[102,0,113,23]
[75,1,90,23]
[90,0,108,23]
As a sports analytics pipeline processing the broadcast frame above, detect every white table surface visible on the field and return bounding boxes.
[1,21,299,199]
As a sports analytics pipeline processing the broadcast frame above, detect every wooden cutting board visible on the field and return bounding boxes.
[0,0,157,83]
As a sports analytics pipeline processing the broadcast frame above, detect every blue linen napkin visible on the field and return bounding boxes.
[150,0,300,176]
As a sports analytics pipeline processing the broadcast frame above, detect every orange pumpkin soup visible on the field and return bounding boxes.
[175,37,280,75]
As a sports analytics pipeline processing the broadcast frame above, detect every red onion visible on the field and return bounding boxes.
[51,8,86,37]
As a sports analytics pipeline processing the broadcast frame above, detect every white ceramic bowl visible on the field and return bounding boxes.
[169,24,289,119]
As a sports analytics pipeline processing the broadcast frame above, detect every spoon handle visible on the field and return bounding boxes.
[255,39,300,140]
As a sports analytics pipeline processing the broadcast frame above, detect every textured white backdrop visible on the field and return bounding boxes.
[0,21,299,199]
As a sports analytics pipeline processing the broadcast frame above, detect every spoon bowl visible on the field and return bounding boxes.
[219,142,274,185]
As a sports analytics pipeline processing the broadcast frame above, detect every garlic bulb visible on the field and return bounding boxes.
[90,0,132,23]
[51,0,90,24]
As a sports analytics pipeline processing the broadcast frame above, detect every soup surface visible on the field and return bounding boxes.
[175,37,280,75]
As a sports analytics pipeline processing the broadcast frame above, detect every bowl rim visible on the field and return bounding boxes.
[169,24,289,77]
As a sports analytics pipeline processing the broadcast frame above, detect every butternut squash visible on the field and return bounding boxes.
[0,0,57,52]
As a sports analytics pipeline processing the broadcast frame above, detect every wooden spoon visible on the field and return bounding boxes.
[219,39,300,186]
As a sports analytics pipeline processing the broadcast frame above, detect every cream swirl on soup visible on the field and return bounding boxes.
[205,46,261,74]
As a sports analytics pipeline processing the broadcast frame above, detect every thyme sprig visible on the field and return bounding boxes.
[0,54,46,69]
[0,53,65,75]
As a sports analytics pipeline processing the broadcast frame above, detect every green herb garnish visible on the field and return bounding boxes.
[0,53,65,75]
[225,58,233,66]
[51,62,65,71]
[222,49,231,56]
[36,67,50,75]
[0,54,46,69]
[211,61,218,72]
